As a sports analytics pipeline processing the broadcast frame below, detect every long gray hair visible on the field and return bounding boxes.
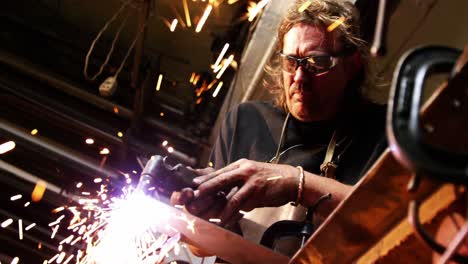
[264,0,370,112]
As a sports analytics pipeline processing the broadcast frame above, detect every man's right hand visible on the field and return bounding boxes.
[170,166,227,220]
[170,166,223,257]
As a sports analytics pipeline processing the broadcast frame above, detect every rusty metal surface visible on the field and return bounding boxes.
[356,184,463,263]
[290,49,468,264]
[290,152,440,264]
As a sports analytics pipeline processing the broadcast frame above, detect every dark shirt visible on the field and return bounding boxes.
[209,101,387,185]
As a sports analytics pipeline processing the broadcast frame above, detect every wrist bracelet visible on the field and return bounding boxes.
[291,166,304,206]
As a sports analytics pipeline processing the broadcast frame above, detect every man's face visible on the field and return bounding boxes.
[282,23,352,122]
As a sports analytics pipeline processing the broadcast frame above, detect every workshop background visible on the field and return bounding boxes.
[0,0,467,263]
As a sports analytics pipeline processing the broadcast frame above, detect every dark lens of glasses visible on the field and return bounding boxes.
[280,56,297,73]
[280,53,335,74]
[309,56,334,69]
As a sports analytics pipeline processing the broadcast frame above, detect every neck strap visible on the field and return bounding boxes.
[271,112,291,164]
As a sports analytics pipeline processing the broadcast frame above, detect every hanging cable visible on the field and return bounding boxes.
[113,21,148,81]
[83,0,134,81]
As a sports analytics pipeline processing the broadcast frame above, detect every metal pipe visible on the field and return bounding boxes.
[0,88,123,147]
[0,160,79,204]
[131,0,151,89]
[0,118,122,181]
[0,83,167,158]
[370,0,388,57]
[0,89,196,166]
[0,49,209,150]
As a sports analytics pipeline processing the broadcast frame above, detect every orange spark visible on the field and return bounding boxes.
[327,16,346,32]
[32,180,47,202]
[196,5,212,33]
[212,82,223,98]
[183,0,192,27]
[298,1,312,12]
[156,74,163,91]
[170,19,178,32]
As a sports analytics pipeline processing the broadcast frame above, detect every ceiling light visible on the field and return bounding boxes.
[100,148,110,155]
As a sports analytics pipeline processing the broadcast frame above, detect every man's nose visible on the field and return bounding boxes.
[293,65,308,83]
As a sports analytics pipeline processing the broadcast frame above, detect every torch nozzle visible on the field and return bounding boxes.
[136,155,198,197]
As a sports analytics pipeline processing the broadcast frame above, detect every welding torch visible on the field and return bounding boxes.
[136,155,198,197]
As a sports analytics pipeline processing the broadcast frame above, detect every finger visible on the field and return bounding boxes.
[193,167,215,175]
[186,193,223,216]
[219,184,254,225]
[179,188,195,204]
[170,188,195,207]
[170,191,182,206]
[220,186,239,224]
[199,198,227,223]
[225,186,239,199]
[185,166,214,176]
[196,167,245,197]
[224,212,244,230]
[237,197,259,213]
[193,162,242,185]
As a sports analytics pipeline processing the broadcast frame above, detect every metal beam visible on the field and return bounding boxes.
[209,1,293,143]
[131,0,151,90]
[0,49,209,151]
[0,118,122,181]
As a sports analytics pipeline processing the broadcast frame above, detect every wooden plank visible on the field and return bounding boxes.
[357,184,463,263]
[289,151,440,264]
